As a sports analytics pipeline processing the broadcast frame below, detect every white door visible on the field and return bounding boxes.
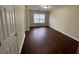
[0,6,18,54]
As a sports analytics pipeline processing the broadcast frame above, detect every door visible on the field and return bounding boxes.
[0,6,18,54]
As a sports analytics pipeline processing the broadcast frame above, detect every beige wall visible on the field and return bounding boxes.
[25,6,30,31]
[49,6,79,41]
[14,5,25,53]
[29,10,49,27]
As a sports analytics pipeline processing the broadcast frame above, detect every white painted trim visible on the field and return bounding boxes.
[19,34,25,54]
[25,28,30,31]
[50,26,79,42]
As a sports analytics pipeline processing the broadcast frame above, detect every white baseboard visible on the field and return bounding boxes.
[19,34,25,54]
[50,26,79,42]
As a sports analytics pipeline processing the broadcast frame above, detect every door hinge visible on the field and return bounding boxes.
[0,41,1,46]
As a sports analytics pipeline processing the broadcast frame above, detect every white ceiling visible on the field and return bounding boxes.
[27,5,65,11]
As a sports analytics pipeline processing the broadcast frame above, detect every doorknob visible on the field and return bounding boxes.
[14,33,17,36]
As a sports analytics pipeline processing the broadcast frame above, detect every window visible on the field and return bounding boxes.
[33,13,45,23]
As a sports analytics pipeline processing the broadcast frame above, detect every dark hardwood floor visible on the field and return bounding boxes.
[21,27,79,54]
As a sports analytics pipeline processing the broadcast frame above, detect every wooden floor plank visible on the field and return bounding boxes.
[21,27,79,54]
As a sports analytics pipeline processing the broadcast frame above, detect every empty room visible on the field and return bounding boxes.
[0,5,79,54]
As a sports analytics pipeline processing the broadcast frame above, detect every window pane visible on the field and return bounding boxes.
[39,14,45,18]
[40,18,45,23]
[33,13,45,23]
[39,14,45,23]
[34,18,39,23]
[34,14,39,23]
[34,14,39,18]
